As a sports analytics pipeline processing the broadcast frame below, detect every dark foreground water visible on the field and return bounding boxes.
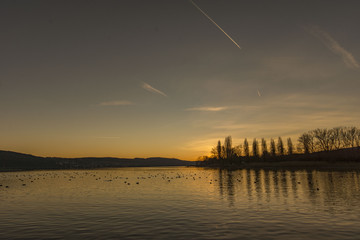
[1,167,360,239]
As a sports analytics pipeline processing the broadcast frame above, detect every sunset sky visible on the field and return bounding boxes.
[1,0,359,160]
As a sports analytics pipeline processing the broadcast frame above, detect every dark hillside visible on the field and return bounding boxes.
[0,150,194,171]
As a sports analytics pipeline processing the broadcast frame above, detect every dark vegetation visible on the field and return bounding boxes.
[0,151,194,172]
[199,126,360,169]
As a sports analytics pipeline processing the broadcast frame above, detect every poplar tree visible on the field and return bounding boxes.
[261,138,268,157]
[277,137,284,155]
[252,138,259,158]
[216,140,222,159]
[243,138,250,157]
[224,136,233,160]
[287,138,293,155]
[270,138,276,156]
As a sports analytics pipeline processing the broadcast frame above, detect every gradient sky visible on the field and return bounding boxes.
[1,0,359,160]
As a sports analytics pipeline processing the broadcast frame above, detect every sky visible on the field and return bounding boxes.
[1,0,360,160]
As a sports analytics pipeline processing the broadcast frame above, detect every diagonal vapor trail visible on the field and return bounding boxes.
[142,82,167,97]
[189,0,241,49]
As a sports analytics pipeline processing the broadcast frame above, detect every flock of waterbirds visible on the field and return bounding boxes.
[0,170,227,189]
[0,169,322,192]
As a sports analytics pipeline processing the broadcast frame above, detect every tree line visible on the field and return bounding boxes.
[201,126,360,162]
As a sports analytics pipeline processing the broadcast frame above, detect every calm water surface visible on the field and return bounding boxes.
[1,167,360,239]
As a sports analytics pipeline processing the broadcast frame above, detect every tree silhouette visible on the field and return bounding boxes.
[270,138,276,156]
[252,138,259,158]
[243,138,250,157]
[332,127,343,150]
[342,127,358,148]
[234,144,242,158]
[261,138,268,157]
[216,140,222,159]
[202,126,360,166]
[298,132,314,154]
[224,136,233,160]
[313,128,333,151]
[348,127,358,147]
[287,138,293,155]
[277,137,284,155]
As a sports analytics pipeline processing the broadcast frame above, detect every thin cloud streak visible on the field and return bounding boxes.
[98,100,134,106]
[185,105,257,112]
[96,136,123,139]
[142,82,167,97]
[189,0,241,49]
[257,89,261,97]
[185,106,229,112]
[305,25,359,69]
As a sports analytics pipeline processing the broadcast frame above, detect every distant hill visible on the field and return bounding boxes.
[0,150,195,171]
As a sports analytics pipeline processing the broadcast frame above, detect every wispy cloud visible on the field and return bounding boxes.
[142,82,167,97]
[305,25,359,69]
[98,100,134,106]
[185,106,229,112]
[257,89,261,97]
[96,136,123,139]
[213,123,256,130]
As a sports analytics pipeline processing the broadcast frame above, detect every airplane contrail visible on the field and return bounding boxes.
[142,82,167,97]
[189,0,241,49]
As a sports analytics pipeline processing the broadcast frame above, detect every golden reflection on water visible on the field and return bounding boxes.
[215,169,360,210]
[1,167,359,209]
[1,167,360,239]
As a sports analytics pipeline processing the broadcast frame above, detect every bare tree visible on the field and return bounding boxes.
[234,144,242,158]
[210,147,217,158]
[331,127,343,150]
[243,138,250,157]
[252,138,259,158]
[356,128,360,147]
[342,127,358,148]
[287,138,293,155]
[270,138,276,156]
[261,138,268,157]
[298,132,315,154]
[277,137,284,155]
[313,128,334,151]
[341,127,350,148]
[349,127,358,147]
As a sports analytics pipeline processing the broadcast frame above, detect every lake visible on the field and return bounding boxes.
[1,167,360,239]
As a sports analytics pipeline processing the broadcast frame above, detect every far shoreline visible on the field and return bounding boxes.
[2,162,360,173]
[0,150,195,172]
[0,165,196,173]
[1,147,360,172]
